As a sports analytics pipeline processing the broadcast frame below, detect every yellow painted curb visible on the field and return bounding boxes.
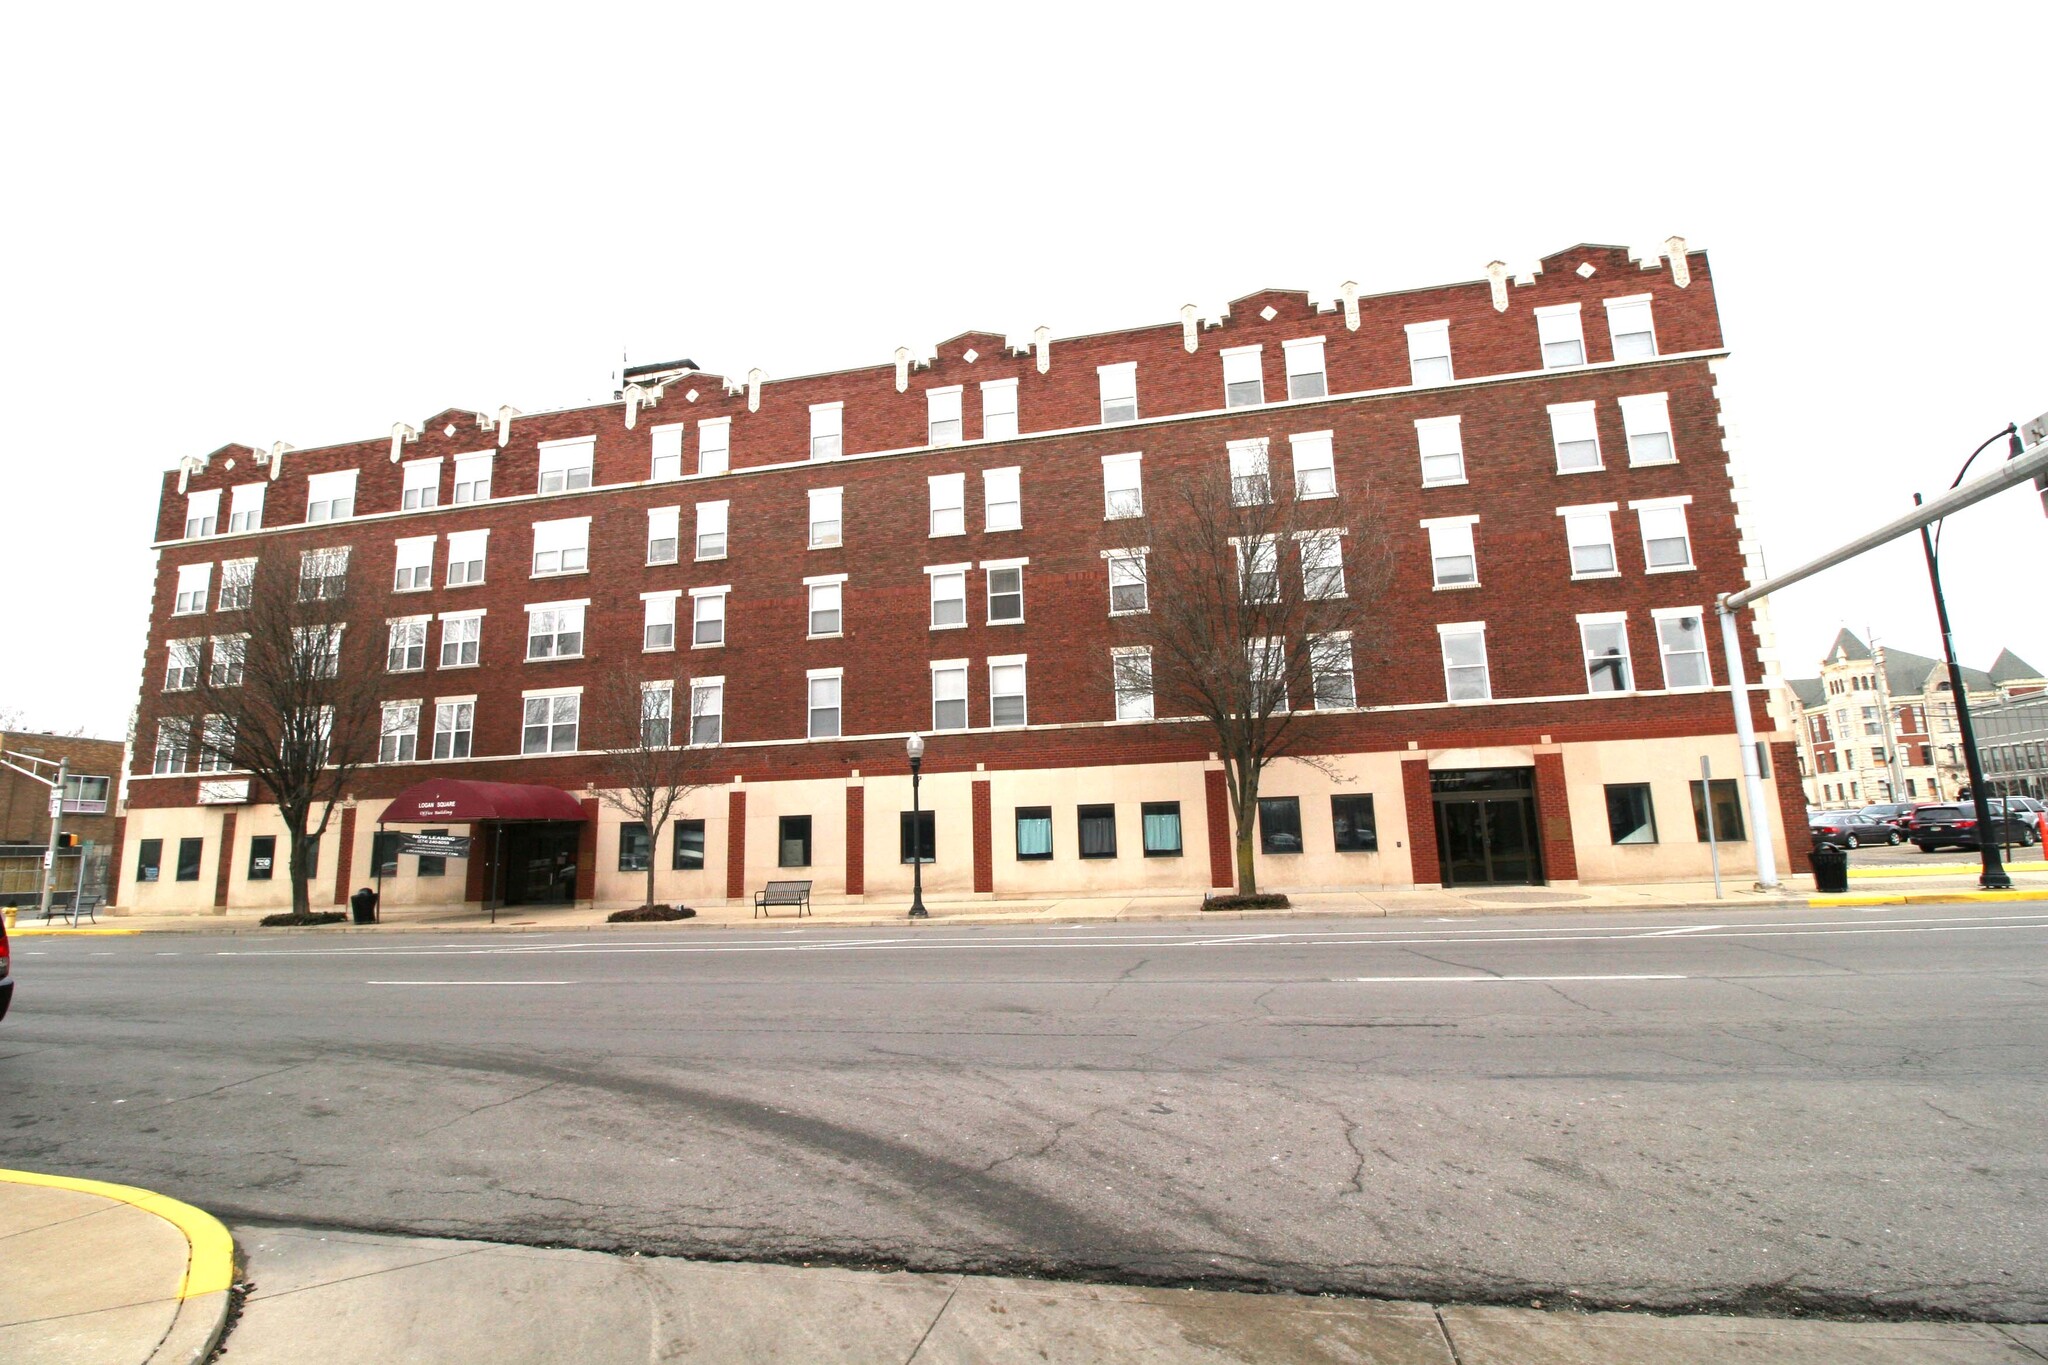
[9,926,140,936]
[1809,889,2048,908]
[0,1168,235,1297]
[1810,894,1910,907]
[1848,865,2048,879]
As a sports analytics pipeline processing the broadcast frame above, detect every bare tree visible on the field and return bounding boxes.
[592,671,718,909]
[1106,456,1392,896]
[178,546,384,917]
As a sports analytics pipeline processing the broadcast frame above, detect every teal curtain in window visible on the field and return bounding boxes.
[1143,809,1181,854]
[1017,814,1052,857]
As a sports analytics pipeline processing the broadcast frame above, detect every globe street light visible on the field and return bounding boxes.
[906,732,929,919]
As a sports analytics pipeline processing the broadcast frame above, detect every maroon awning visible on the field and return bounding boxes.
[379,779,588,824]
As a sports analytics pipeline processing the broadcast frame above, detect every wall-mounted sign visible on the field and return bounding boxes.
[197,780,251,805]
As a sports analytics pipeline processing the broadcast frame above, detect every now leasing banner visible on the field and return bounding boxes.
[398,833,472,860]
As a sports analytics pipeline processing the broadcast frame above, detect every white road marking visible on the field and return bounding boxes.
[1642,925,1723,936]
[366,980,577,986]
[1337,974,1687,983]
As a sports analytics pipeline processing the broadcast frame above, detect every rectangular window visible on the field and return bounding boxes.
[1300,530,1345,599]
[807,670,841,739]
[218,558,255,610]
[1440,623,1491,701]
[452,452,493,504]
[1107,551,1148,615]
[981,379,1018,440]
[1288,432,1336,498]
[983,467,1021,531]
[1222,346,1264,407]
[1690,778,1746,842]
[446,528,487,586]
[1560,505,1619,577]
[393,535,435,591]
[1416,416,1465,486]
[619,823,651,871]
[196,714,237,773]
[136,838,164,882]
[1228,438,1271,506]
[1536,303,1586,368]
[1424,517,1479,588]
[1579,614,1634,693]
[1605,295,1658,360]
[989,656,1027,727]
[165,638,201,691]
[416,827,448,877]
[1634,499,1694,570]
[808,487,842,548]
[184,489,219,538]
[809,403,843,461]
[401,457,441,510]
[689,679,723,745]
[647,506,680,564]
[1605,784,1657,844]
[695,500,729,559]
[650,423,685,481]
[387,618,427,672]
[1258,796,1303,854]
[1248,635,1288,714]
[931,660,969,731]
[1331,794,1377,851]
[298,547,348,601]
[1142,802,1182,856]
[1407,320,1453,385]
[228,482,264,532]
[1077,804,1117,858]
[1619,392,1676,465]
[643,592,677,650]
[1238,535,1279,602]
[1310,632,1355,709]
[531,518,589,576]
[929,472,965,537]
[1283,337,1327,399]
[927,387,962,446]
[1549,401,1602,472]
[379,701,420,762]
[305,469,357,522]
[697,418,730,476]
[1015,807,1053,859]
[692,588,727,646]
[176,837,203,882]
[807,578,843,637]
[1103,453,1143,519]
[673,819,706,870]
[985,563,1024,623]
[526,603,585,659]
[432,699,474,758]
[1112,646,1153,721]
[1654,609,1711,689]
[174,562,212,615]
[60,775,111,814]
[928,567,967,628]
[291,623,344,679]
[439,613,481,668]
[521,692,580,753]
[246,834,275,881]
[900,810,936,864]
[1098,362,1138,424]
[537,437,594,493]
[779,815,811,868]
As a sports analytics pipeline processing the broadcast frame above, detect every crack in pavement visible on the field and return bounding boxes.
[410,1080,560,1139]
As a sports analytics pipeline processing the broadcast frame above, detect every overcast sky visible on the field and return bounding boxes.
[4,3,2043,741]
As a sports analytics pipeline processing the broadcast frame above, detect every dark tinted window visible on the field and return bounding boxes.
[175,837,203,882]
[900,810,935,864]
[136,838,163,883]
[673,820,705,871]
[372,831,402,877]
[247,835,275,881]
[1605,785,1656,844]
[618,822,650,871]
[1259,797,1303,853]
[779,816,811,868]
[1078,805,1117,858]
[1689,780,1746,842]
[417,828,447,877]
[1331,794,1378,851]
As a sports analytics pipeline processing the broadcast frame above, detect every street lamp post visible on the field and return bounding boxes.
[906,733,928,919]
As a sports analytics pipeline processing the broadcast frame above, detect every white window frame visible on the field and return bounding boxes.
[1098,361,1137,424]
[524,600,587,661]
[1630,495,1696,572]
[1422,515,1480,589]
[1247,636,1288,715]
[1288,431,1336,499]
[298,546,349,601]
[806,667,843,739]
[228,482,264,532]
[1221,345,1264,408]
[1112,645,1153,721]
[927,386,963,447]
[305,469,357,522]
[401,457,441,510]
[173,562,212,615]
[1297,529,1346,599]
[153,718,192,775]
[445,528,488,586]
[1557,502,1620,579]
[1604,293,1658,360]
[197,714,238,774]
[1310,631,1356,710]
[438,610,483,669]
[1228,437,1272,506]
[1406,319,1453,385]
[393,535,435,591]
[926,563,968,630]
[432,697,475,759]
[1548,400,1603,473]
[379,700,421,763]
[988,654,1028,728]
[1438,621,1491,702]
[530,516,591,577]
[930,659,969,732]
[1577,611,1634,694]
[1535,302,1586,369]
[165,638,201,691]
[218,557,255,610]
[646,505,680,565]
[809,402,843,461]
[642,589,679,652]
[386,616,429,672]
[1653,606,1713,690]
[808,486,842,549]
[520,687,582,755]
[980,378,1018,441]
[1415,416,1466,486]
[536,436,595,494]
[690,585,728,647]
[650,423,685,481]
[184,489,219,539]
[804,573,846,639]
[640,681,674,748]
[983,466,1021,532]
[1237,535,1279,603]
[1102,452,1143,519]
[982,557,1026,624]
[452,452,493,504]
[1282,336,1327,400]
[928,472,965,538]
[697,417,731,476]
[1104,548,1148,616]
[1619,392,1677,465]
[689,677,723,746]
[696,500,729,560]
[208,634,246,688]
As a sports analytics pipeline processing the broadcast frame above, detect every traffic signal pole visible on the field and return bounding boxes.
[37,758,67,923]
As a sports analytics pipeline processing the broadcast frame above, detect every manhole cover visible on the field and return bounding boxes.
[1461,891,1591,904]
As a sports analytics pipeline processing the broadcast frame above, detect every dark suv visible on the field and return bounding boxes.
[1909,801,2042,852]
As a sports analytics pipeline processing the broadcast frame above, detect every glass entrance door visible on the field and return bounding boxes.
[1431,768,1544,887]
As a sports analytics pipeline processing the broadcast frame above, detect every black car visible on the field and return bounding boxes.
[0,914,11,1021]
[1858,803,1918,832]
[1810,811,1901,849]
[1909,801,2042,852]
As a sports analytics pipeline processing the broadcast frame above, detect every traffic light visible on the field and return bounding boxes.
[55,832,79,849]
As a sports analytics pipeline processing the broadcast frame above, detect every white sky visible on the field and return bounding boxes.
[4,3,2044,739]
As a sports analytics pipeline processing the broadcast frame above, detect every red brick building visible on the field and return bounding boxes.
[117,239,1804,913]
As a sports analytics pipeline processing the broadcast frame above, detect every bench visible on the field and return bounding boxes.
[753,880,812,918]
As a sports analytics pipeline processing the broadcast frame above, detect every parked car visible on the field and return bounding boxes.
[0,913,11,1022]
[1858,803,1919,832]
[1810,811,1901,849]
[1909,801,2042,852]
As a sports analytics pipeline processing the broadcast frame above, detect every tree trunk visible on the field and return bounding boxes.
[1235,825,1258,896]
[289,828,311,917]
[645,822,658,910]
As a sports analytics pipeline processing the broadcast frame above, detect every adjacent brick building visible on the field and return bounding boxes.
[118,238,1805,912]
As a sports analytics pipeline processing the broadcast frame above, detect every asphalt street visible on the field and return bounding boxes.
[4,904,2045,1321]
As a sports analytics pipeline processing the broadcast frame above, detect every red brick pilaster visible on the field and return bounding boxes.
[725,789,747,899]
[1401,759,1439,887]
[465,823,491,903]
[576,797,599,902]
[213,811,237,909]
[1203,770,1233,889]
[331,805,357,905]
[1770,740,1812,875]
[845,785,865,895]
[971,779,992,893]
[1532,752,1579,882]
[107,815,127,907]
